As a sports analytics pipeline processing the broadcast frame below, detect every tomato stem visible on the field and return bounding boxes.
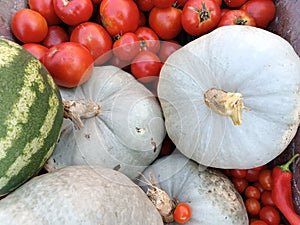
[188,2,211,23]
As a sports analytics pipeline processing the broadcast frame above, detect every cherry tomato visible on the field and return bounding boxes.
[135,0,154,12]
[131,51,162,83]
[70,22,113,65]
[246,168,260,182]
[245,186,261,200]
[250,220,268,225]
[231,177,248,193]
[22,43,49,61]
[28,0,61,25]
[259,206,281,225]
[113,32,140,61]
[152,0,176,8]
[135,27,160,53]
[245,198,261,216]
[149,6,182,40]
[241,0,276,29]
[217,9,256,27]
[42,25,69,48]
[230,169,247,178]
[261,190,275,207]
[253,182,264,193]
[53,0,93,26]
[173,202,192,224]
[158,40,181,62]
[42,42,94,88]
[223,0,247,8]
[258,169,272,191]
[11,9,48,43]
[100,0,140,37]
[181,0,221,36]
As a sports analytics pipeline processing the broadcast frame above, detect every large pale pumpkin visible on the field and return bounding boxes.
[46,65,165,179]
[158,25,300,169]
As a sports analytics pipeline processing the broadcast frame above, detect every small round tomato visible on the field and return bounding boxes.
[259,206,281,225]
[135,0,154,12]
[158,40,181,62]
[131,51,162,83]
[149,6,182,40]
[217,9,256,27]
[250,220,268,225]
[241,0,276,29]
[28,0,61,25]
[245,186,261,200]
[258,169,272,191]
[11,9,48,43]
[261,190,275,207]
[100,0,140,37]
[181,0,221,36]
[42,42,94,88]
[53,0,94,26]
[152,0,176,8]
[42,25,69,48]
[113,32,140,61]
[231,177,248,193]
[245,198,261,216]
[22,43,49,61]
[70,22,113,65]
[230,169,247,178]
[223,0,247,8]
[135,26,160,53]
[246,168,260,182]
[173,202,192,224]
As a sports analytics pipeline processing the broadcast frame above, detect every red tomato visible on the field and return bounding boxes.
[259,206,281,225]
[253,181,264,193]
[22,43,49,61]
[258,169,272,191]
[231,177,248,193]
[100,0,140,37]
[246,168,260,182]
[152,0,176,8]
[173,202,192,224]
[214,0,223,6]
[261,190,275,207]
[176,0,189,7]
[11,9,48,43]
[158,40,181,62]
[245,186,261,200]
[241,0,276,29]
[230,169,247,178]
[220,8,230,17]
[42,25,69,48]
[107,55,131,71]
[217,9,256,27]
[135,27,160,53]
[138,11,147,27]
[181,0,221,36]
[28,0,61,25]
[245,198,261,216]
[131,51,162,83]
[250,220,268,225]
[70,22,113,65]
[149,6,182,40]
[223,0,247,8]
[53,0,93,26]
[135,0,154,12]
[42,42,94,88]
[113,32,140,61]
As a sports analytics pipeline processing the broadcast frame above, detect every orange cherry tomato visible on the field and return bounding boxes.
[173,202,192,224]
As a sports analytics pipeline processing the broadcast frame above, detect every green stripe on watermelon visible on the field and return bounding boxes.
[0,38,63,195]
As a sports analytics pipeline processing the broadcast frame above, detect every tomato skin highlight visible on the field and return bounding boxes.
[173,202,192,224]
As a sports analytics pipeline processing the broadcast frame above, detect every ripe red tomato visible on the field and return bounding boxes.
[245,198,261,216]
[173,202,192,224]
[135,27,160,53]
[42,42,94,88]
[258,169,272,191]
[22,43,49,61]
[152,0,176,8]
[53,0,93,26]
[230,169,247,178]
[149,6,182,40]
[135,0,154,12]
[131,51,162,83]
[241,0,276,29]
[11,9,48,43]
[28,0,61,25]
[70,22,113,65]
[181,0,221,36]
[261,190,275,207]
[250,220,268,225]
[100,0,140,37]
[42,25,69,48]
[259,206,281,225]
[107,55,131,71]
[231,177,248,193]
[246,168,260,182]
[214,0,223,6]
[245,186,261,200]
[158,40,181,62]
[217,9,256,27]
[223,0,247,8]
[113,32,140,61]
[138,11,147,27]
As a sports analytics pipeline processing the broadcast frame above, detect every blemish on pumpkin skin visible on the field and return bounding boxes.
[151,138,157,152]
[113,164,121,171]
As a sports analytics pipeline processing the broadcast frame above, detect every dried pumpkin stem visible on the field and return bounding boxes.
[204,88,249,126]
[63,99,101,129]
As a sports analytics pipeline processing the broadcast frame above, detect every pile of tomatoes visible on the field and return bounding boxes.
[10,0,275,89]
[225,166,284,225]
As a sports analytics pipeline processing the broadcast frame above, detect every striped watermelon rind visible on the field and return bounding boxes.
[0,38,64,195]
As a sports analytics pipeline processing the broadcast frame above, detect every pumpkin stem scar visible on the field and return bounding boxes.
[203,88,250,126]
[63,99,100,129]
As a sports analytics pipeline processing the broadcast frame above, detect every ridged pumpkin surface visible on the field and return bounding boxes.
[0,38,63,195]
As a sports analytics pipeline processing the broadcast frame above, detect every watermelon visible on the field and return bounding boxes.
[0,37,64,196]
